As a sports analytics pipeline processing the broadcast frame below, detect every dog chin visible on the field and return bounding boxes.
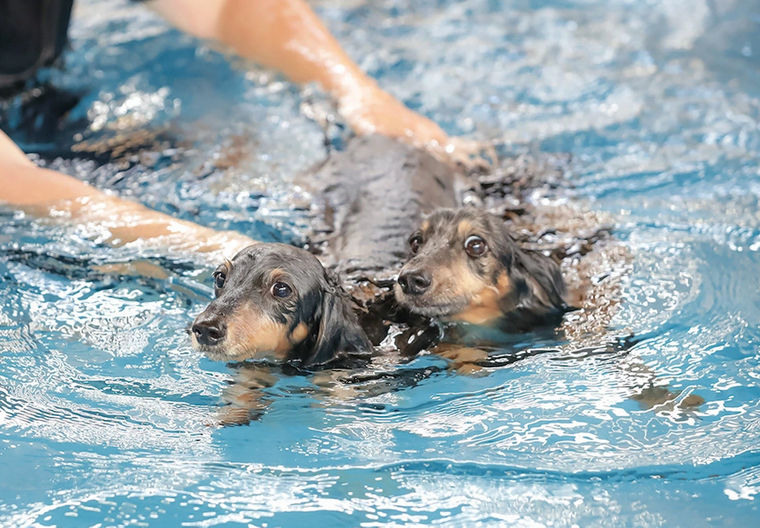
[396,293,464,318]
[193,344,233,361]
[190,335,231,361]
[192,339,282,363]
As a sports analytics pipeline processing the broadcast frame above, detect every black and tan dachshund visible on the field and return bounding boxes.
[191,243,371,367]
[395,208,573,332]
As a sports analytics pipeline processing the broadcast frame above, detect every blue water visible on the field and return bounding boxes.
[1,0,760,526]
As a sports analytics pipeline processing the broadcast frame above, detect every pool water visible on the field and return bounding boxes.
[1,0,760,526]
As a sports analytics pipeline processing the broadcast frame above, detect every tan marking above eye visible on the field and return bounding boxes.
[420,220,430,233]
[267,268,286,281]
[456,220,474,239]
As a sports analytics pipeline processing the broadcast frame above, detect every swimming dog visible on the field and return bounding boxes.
[395,208,572,331]
[191,243,371,367]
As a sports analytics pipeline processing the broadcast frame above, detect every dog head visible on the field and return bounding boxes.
[395,208,570,330]
[191,243,370,366]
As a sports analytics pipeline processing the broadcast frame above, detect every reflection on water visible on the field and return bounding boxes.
[1,0,760,526]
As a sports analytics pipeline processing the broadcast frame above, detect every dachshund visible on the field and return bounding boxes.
[191,243,371,367]
[395,208,573,332]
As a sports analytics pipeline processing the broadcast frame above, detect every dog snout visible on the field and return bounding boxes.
[192,315,227,346]
[398,269,432,295]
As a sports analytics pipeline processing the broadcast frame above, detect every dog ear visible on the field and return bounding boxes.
[511,248,570,316]
[487,215,572,327]
[303,271,371,366]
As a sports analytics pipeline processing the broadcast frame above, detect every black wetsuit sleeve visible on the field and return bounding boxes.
[0,0,74,89]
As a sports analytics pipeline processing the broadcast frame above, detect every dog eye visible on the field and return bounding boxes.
[464,235,488,257]
[213,271,226,289]
[409,233,423,253]
[271,282,292,298]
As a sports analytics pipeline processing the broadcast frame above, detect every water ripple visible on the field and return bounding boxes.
[1,0,760,525]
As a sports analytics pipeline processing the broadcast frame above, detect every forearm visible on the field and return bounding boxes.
[0,129,35,168]
[152,0,464,157]
[0,137,254,256]
[153,0,370,99]
[221,0,370,99]
[1,130,100,205]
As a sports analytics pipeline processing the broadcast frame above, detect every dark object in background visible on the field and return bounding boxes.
[0,0,74,93]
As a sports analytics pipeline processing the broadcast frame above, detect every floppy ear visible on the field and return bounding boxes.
[511,248,570,316]
[488,216,572,328]
[303,271,371,366]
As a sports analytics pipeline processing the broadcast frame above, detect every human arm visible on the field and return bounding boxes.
[151,0,463,157]
[0,130,255,258]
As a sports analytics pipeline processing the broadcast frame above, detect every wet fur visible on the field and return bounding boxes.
[191,244,371,367]
[395,208,572,331]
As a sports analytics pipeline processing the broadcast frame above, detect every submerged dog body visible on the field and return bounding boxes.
[395,208,570,331]
[191,137,463,365]
[191,243,370,367]
[191,139,572,366]
[306,135,464,293]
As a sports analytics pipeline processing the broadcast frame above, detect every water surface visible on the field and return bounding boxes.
[1,0,759,526]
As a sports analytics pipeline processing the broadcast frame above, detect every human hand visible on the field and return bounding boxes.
[339,82,492,171]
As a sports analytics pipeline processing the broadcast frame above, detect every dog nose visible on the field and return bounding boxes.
[398,269,431,295]
[192,317,226,346]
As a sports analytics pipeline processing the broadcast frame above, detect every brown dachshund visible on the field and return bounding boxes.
[191,243,371,367]
[395,208,572,331]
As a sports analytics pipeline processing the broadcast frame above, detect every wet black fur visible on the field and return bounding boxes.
[192,244,371,367]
